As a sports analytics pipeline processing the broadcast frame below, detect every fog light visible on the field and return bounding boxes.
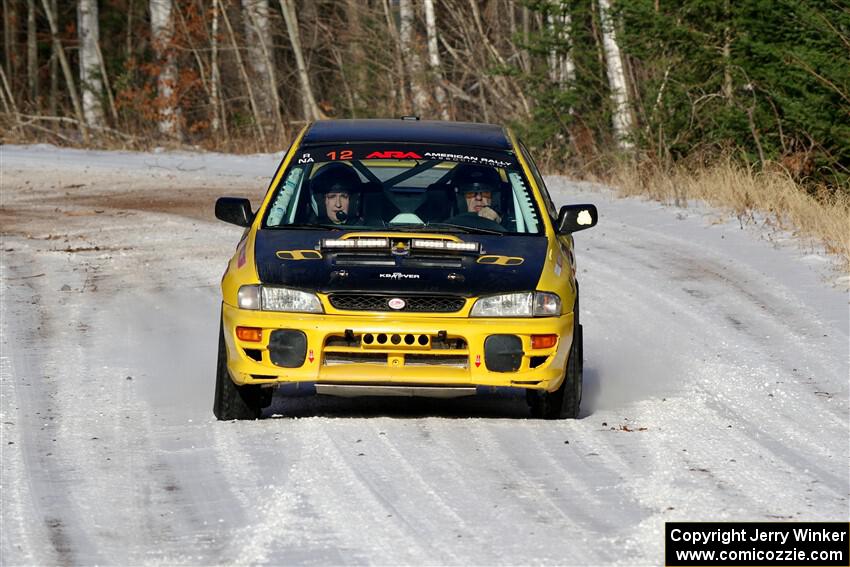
[236,326,263,342]
[531,334,557,349]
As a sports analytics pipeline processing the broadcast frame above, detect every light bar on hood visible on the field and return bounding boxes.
[411,239,479,252]
[321,238,389,249]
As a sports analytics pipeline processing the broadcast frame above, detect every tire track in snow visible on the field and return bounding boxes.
[586,223,845,398]
[1,279,48,566]
[461,424,603,564]
[212,417,431,565]
[0,257,104,566]
[575,222,848,522]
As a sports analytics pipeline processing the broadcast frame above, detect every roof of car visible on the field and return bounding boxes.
[301,119,512,150]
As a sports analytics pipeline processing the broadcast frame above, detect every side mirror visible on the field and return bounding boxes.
[557,204,598,234]
[215,197,254,227]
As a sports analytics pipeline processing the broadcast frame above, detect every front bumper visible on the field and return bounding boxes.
[221,302,574,392]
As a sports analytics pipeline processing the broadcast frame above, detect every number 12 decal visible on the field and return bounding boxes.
[326,150,353,161]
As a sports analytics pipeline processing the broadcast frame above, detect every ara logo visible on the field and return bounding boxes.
[297,152,314,164]
[391,241,410,256]
[379,272,420,280]
[365,151,423,159]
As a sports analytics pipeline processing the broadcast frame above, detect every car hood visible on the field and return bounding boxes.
[254,230,548,296]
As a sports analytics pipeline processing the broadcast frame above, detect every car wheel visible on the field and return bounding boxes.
[213,320,266,420]
[527,294,582,420]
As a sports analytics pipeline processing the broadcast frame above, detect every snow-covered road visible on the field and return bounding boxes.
[2,145,847,565]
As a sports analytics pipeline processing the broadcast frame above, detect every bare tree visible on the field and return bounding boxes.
[40,0,87,140]
[3,0,16,102]
[125,0,134,57]
[78,0,105,128]
[547,0,574,89]
[220,0,267,144]
[48,0,56,116]
[278,0,323,121]
[399,0,428,116]
[722,0,733,103]
[466,0,531,118]
[0,65,19,121]
[522,3,531,73]
[150,0,180,137]
[423,0,449,119]
[241,0,283,134]
[210,0,222,133]
[26,0,37,102]
[344,0,367,111]
[598,0,633,150]
[382,0,407,113]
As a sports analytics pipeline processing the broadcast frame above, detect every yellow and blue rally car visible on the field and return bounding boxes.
[213,119,597,420]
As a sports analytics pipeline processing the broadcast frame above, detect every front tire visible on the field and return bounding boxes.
[213,321,267,420]
[527,301,583,420]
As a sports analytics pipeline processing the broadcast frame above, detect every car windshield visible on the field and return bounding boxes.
[262,145,544,235]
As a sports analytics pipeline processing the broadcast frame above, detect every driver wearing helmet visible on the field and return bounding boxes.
[310,162,363,225]
[453,164,502,224]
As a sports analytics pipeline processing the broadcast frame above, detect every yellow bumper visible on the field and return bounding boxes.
[222,303,573,392]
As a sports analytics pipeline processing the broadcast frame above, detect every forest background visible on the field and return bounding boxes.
[1,0,848,262]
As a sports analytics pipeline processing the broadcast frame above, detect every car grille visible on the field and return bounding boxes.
[328,294,465,313]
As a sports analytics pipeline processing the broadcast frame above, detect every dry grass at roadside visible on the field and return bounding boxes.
[607,160,850,273]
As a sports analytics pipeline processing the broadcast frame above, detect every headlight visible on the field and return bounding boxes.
[533,292,561,316]
[469,291,561,317]
[470,292,532,317]
[237,285,261,310]
[237,285,323,313]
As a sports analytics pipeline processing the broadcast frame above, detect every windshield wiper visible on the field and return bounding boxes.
[264,223,341,231]
[423,222,504,235]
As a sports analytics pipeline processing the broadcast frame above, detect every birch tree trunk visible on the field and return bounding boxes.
[522,5,531,73]
[78,0,106,128]
[598,0,633,150]
[150,0,180,137]
[27,0,37,102]
[423,0,449,120]
[278,0,323,121]
[241,0,283,134]
[399,0,428,116]
[210,0,221,133]
[547,1,574,89]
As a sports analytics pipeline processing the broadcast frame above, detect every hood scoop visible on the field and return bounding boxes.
[402,256,463,269]
[334,255,396,267]
[333,254,462,269]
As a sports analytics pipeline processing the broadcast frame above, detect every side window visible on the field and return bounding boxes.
[507,172,540,234]
[519,141,558,222]
[266,166,305,226]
